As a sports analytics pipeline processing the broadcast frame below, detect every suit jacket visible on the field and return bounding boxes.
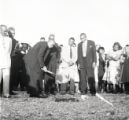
[24,41,49,73]
[77,40,96,69]
[11,38,18,56]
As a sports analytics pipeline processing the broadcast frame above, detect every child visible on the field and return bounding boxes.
[98,47,106,92]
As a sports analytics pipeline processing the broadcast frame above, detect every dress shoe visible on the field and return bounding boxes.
[10,91,17,95]
[50,91,57,95]
[76,90,81,94]
[112,90,117,94]
[60,91,66,95]
[91,93,96,96]
[3,95,11,98]
[38,93,48,98]
[20,88,26,91]
[69,91,75,95]
[125,91,129,95]
[13,87,19,91]
[81,95,89,100]
[30,94,38,97]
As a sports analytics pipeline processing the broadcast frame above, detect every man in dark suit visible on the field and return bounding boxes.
[8,27,19,94]
[78,33,97,100]
[24,37,55,97]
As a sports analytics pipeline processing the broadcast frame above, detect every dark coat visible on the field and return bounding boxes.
[11,38,18,56]
[77,40,97,77]
[24,41,50,95]
[121,57,129,83]
[24,41,49,73]
[98,54,105,77]
[45,44,60,74]
[44,44,60,93]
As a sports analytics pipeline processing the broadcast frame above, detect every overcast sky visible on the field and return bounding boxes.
[0,0,129,51]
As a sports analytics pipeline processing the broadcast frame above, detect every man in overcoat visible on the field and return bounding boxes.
[24,37,55,97]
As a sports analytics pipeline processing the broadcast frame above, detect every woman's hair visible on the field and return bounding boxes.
[69,37,75,41]
[98,47,105,53]
[113,42,122,51]
[126,44,129,47]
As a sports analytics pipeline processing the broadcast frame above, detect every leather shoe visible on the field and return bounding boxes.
[60,91,66,95]
[38,93,48,98]
[3,95,11,98]
[69,91,75,95]
[10,91,17,95]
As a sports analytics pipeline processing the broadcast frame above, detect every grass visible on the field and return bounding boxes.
[1,91,129,120]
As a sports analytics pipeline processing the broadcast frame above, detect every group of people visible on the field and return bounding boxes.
[97,43,129,95]
[0,25,31,98]
[0,24,129,100]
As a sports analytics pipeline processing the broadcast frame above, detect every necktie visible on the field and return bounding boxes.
[70,47,72,59]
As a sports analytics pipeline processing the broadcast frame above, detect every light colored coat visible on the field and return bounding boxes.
[56,45,79,84]
[0,35,12,69]
[61,45,77,68]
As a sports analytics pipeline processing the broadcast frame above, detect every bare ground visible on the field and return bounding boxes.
[0,91,129,120]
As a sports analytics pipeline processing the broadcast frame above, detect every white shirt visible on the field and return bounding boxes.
[96,52,99,67]
[0,35,12,69]
[82,40,87,57]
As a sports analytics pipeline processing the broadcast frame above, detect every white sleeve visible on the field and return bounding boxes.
[61,46,70,63]
[5,38,12,55]
[71,47,77,63]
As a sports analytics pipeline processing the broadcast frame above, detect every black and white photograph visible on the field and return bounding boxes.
[0,0,129,119]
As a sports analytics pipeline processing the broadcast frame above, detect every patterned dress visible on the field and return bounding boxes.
[107,50,122,85]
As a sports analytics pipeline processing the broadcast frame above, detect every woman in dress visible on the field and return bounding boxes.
[106,42,123,93]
